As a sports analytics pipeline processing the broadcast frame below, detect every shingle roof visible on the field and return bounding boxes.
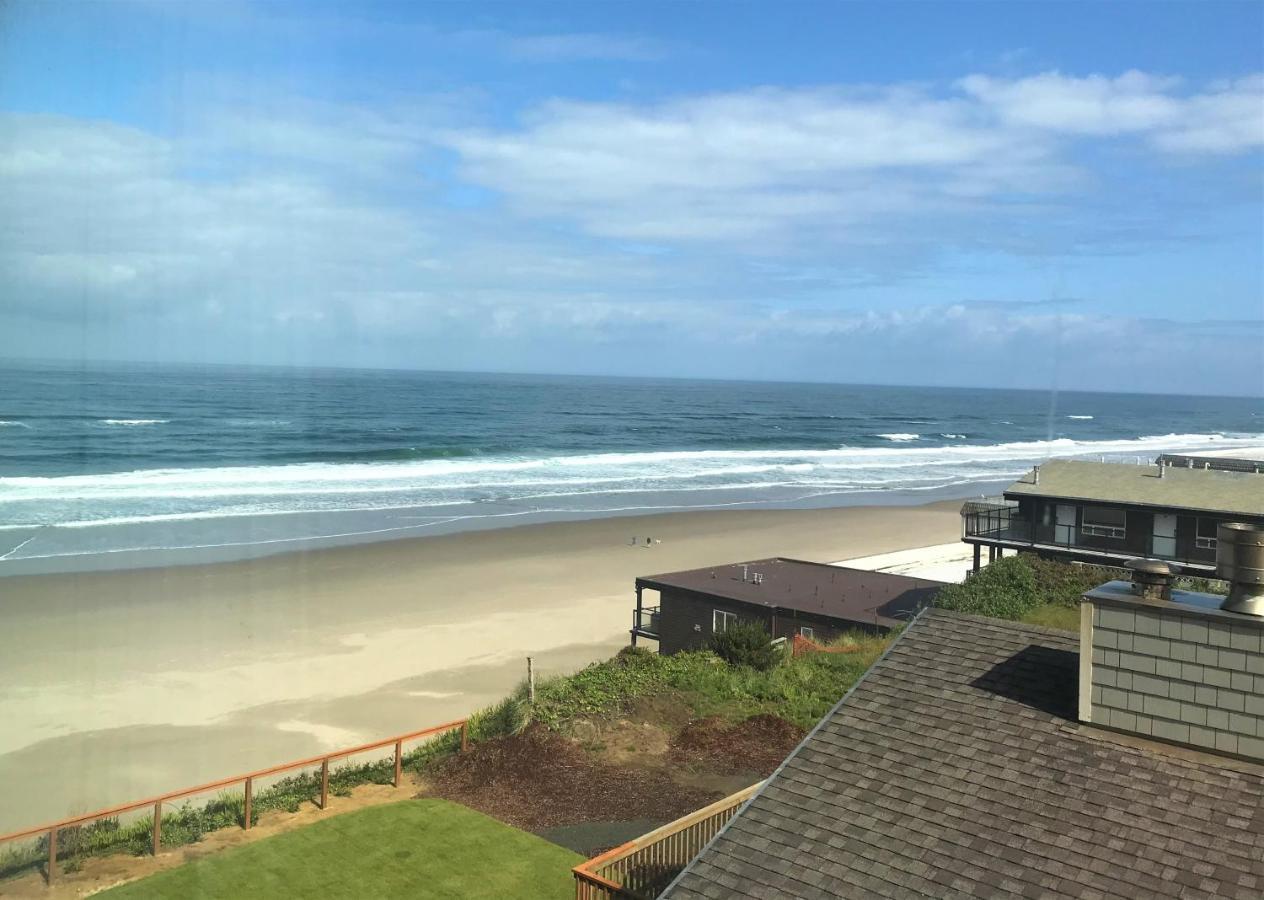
[1003,458,1264,517]
[636,559,943,629]
[662,609,1264,900]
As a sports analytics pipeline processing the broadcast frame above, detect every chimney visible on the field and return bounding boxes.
[1128,557,1174,601]
[1079,546,1264,761]
[1218,522,1264,617]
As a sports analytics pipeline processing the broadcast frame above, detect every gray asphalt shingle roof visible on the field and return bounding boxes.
[662,609,1264,900]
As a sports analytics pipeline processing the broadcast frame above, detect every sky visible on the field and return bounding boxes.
[0,0,1261,395]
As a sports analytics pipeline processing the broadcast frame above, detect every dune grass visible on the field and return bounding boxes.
[98,799,580,899]
[531,631,892,732]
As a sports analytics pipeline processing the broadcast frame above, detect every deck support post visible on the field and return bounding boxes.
[393,740,403,788]
[320,759,329,810]
[244,777,253,830]
[632,585,643,646]
[152,801,162,855]
[972,543,981,573]
[47,827,57,884]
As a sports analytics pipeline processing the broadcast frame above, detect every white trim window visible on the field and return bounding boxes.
[1081,506,1126,540]
[713,609,737,634]
[1196,517,1219,550]
[799,626,815,639]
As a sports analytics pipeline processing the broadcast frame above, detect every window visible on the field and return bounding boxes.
[799,626,815,639]
[713,609,737,633]
[1196,518,1219,550]
[1081,506,1126,539]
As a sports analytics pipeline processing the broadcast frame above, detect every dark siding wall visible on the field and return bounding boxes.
[769,610,884,644]
[656,589,890,655]
[657,589,771,655]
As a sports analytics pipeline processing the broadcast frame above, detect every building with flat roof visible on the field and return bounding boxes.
[962,458,1264,573]
[631,558,943,654]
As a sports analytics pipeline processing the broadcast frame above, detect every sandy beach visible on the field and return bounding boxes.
[0,500,963,832]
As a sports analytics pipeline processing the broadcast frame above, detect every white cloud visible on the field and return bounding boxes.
[444,71,1262,244]
[445,87,1061,242]
[960,70,1264,152]
[1,68,1261,391]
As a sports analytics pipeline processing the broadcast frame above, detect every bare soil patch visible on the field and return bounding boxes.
[669,714,805,776]
[422,725,719,833]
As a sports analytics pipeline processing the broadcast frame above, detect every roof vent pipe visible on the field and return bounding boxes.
[1125,558,1175,602]
[1217,523,1264,618]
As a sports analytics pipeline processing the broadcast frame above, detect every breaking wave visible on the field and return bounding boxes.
[3,431,1261,536]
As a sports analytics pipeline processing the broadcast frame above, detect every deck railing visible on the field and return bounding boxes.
[961,499,1032,543]
[632,605,661,637]
[0,717,468,884]
[572,780,762,900]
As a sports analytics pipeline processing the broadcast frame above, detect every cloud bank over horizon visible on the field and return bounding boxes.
[1,1,1261,395]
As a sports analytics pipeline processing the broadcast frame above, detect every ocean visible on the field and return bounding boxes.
[1,360,1261,574]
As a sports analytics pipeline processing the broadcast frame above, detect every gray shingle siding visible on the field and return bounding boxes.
[1090,602,1264,761]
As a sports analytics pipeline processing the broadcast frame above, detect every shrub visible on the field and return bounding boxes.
[709,621,781,671]
[936,555,1040,619]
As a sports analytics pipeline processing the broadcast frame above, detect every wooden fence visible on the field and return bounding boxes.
[0,717,468,884]
[572,780,762,900]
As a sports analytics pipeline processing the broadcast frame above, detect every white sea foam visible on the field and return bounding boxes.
[877,433,920,442]
[0,420,29,428]
[1,432,1261,541]
[1066,415,1094,420]
[940,433,966,439]
[99,419,169,426]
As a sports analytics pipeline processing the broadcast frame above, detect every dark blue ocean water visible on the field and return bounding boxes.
[1,360,1260,572]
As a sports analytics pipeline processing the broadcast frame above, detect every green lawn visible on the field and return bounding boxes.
[100,800,580,899]
[1018,603,1081,632]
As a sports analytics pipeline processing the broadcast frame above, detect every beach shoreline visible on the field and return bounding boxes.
[0,500,964,831]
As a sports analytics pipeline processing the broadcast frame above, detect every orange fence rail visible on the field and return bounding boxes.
[572,780,762,899]
[0,717,469,884]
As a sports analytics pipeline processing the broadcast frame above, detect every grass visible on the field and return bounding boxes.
[1019,603,1082,632]
[0,747,449,883]
[98,800,580,900]
[531,632,892,732]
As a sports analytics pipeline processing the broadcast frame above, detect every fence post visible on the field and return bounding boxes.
[244,777,253,830]
[320,759,330,809]
[527,656,535,702]
[460,721,469,753]
[47,826,57,884]
[393,740,403,788]
[152,801,162,855]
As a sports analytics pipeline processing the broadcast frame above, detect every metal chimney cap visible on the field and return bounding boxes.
[1125,558,1177,577]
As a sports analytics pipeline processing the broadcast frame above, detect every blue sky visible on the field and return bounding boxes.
[1,0,1261,394]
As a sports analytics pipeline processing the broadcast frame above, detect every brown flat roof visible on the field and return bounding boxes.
[636,557,945,629]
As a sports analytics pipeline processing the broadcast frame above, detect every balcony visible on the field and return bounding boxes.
[573,781,762,899]
[962,499,1034,544]
[631,605,660,641]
